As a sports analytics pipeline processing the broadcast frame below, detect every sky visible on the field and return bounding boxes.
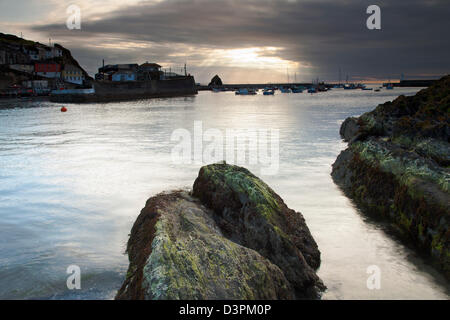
[1,0,449,84]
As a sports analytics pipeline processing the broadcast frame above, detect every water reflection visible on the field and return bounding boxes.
[0,89,448,299]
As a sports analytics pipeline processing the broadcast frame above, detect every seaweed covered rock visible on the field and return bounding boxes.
[332,75,450,278]
[192,163,322,293]
[116,164,323,300]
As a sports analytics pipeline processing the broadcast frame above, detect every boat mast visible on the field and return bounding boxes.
[338,67,342,86]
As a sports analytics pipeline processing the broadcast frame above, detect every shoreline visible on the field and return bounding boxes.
[331,76,450,278]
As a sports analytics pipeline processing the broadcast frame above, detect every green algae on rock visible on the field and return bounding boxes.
[116,164,324,300]
[332,75,450,278]
[192,163,323,296]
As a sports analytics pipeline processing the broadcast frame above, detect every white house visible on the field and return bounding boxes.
[62,64,84,85]
[9,64,34,73]
[23,80,48,89]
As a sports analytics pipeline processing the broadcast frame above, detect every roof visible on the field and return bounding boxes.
[140,62,161,68]
[63,64,82,71]
[35,61,60,65]
[117,63,138,69]
[113,70,136,75]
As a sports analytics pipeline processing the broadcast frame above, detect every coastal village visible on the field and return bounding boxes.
[95,62,186,82]
[0,33,192,99]
[0,33,89,96]
[0,32,437,101]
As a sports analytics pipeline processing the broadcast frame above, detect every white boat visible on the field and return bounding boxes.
[344,84,357,90]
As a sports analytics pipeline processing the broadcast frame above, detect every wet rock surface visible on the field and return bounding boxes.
[116,164,324,300]
[332,75,450,278]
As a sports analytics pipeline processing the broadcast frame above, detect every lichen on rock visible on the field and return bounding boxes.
[192,163,323,296]
[116,164,324,300]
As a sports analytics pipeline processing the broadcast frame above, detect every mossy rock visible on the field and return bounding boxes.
[117,164,324,300]
[192,162,323,297]
[332,75,450,278]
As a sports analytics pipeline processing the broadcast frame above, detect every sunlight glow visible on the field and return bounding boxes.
[208,47,299,70]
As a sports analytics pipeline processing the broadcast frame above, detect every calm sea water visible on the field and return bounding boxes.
[0,89,448,299]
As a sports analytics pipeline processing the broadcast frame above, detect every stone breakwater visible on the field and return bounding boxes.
[116,163,324,300]
[332,75,450,278]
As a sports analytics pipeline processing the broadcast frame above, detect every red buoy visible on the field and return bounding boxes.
[61,106,67,112]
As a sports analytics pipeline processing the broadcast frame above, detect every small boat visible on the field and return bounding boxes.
[362,87,373,91]
[374,88,380,92]
[280,87,291,93]
[291,86,304,93]
[235,88,257,95]
[263,88,275,95]
[344,84,357,90]
[307,87,317,93]
[386,83,394,90]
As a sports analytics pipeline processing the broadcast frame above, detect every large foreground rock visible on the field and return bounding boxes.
[116,164,324,299]
[332,75,450,278]
[192,163,322,290]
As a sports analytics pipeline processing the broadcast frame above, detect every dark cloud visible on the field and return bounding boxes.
[32,0,450,82]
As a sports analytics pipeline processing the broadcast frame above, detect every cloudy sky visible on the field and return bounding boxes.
[1,0,449,83]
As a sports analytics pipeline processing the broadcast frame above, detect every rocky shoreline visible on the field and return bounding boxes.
[332,75,449,278]
[116,163,324,299]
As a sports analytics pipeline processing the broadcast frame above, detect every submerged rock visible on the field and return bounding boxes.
[332,75,450,278]
[116,164,324,300]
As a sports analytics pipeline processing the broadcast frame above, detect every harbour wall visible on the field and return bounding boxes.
[49,76,197,103]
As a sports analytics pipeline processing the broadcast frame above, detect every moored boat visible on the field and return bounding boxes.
[235,88,257,95]
[344,83,357,90]
[291,86,304,93]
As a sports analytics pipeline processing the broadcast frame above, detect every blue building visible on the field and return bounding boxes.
[112,71,136,82]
